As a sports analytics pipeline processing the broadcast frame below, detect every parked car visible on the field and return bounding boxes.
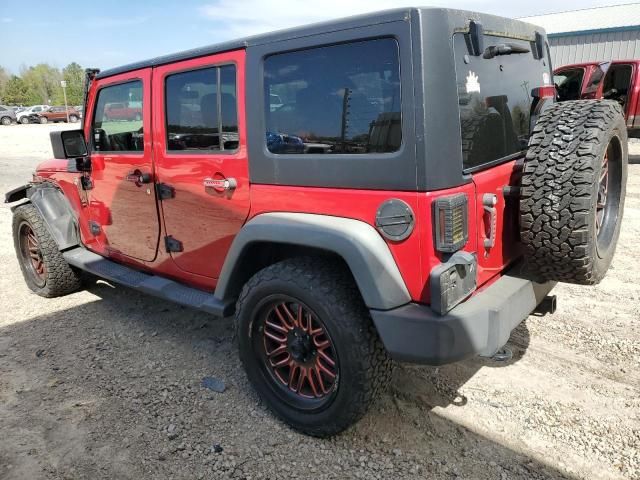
[554,60,640,138]
[0,105,17,125]
[16,105,50,124]
[22,113,44,124]
[103,102,141,121]
[5,7,628,437]
[38,106,81,124]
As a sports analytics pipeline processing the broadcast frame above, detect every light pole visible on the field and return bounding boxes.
[60,80,69,122]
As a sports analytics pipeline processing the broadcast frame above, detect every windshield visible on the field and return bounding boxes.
[455,33,552,171]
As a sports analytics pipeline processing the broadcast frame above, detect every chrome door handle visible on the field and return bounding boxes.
[203,177,237,192]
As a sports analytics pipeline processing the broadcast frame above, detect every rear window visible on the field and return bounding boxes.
[455,33,551,171]
[264,38,401,155]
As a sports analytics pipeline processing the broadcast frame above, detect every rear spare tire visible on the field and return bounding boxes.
[520,100,628,284]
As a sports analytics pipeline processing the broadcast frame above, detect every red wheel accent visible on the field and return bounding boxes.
[262,300,338,400]
[596,148,609,237]
[19,223,46,287]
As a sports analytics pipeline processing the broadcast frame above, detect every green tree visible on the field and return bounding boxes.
[58,62,84,106]
[21,63,62,104]
[0,66,9,103]
[2,76,29,105]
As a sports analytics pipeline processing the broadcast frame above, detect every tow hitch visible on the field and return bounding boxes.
[534,295,557,316]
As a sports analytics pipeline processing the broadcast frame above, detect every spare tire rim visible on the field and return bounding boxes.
[596,149,609,237]
[19,222,46,287]
[256,297,338,409]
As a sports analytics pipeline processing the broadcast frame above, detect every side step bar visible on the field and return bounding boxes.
[63,247,234,317]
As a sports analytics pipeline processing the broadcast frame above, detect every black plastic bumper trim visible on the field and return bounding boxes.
[370,268,555,365]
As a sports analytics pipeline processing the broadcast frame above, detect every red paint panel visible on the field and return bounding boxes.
[470,160,521,286]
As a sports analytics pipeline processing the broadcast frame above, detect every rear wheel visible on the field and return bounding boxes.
[235,257,392,437]
[12,204,82,297]
[520,100,628,284]
[69,114,78,123]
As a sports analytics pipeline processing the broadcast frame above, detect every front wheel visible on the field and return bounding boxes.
[20,117,29,124]
[12,204,82,297]
[235,257,392,437]
[39,116,47,124]
[69,115,78,123]
[1,116,11,126]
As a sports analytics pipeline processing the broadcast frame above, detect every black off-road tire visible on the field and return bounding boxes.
[520,100,628,284]
[12,203,82,297]
[235,257,392,437]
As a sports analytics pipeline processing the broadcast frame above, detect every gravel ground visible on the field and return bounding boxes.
[0,124,638,480]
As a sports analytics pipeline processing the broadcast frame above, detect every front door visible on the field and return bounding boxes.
[152,50,250,279]
[85,69,160,262]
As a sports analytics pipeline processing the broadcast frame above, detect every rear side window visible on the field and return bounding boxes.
[165,65,238,151]
[264,38,401,155]
[554,68,585,101]
[455,33,551,171]
[92,81,144,152]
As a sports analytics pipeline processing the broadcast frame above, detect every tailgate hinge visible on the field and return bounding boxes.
[164,235,183,253]
[156,183,175,200]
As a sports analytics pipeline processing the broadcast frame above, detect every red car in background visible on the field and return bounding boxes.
[554,60,640,138]
[103,102,142,121]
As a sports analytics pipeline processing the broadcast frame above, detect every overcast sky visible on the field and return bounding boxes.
[0,0,632,73]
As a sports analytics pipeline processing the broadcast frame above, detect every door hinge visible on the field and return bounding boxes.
[156,183,175,200]
[164,235,183,253]
[81,175,93,191]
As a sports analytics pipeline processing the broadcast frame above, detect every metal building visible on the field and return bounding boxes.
[521,3,640,67]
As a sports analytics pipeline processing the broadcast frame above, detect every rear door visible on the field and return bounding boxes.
[454,32,553,285]
[84,69,160,262]
[152,49,250,279]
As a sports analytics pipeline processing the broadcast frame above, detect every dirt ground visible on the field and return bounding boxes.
[0,124,638,480]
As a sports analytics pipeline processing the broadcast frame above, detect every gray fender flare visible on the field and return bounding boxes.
[8,183,79,251]
[214,212,412,310]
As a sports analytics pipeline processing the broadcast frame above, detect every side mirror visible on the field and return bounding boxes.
[50,129,88,159]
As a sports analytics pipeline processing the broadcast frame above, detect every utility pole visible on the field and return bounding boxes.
[340,88,351,152]
[61,80,69,122]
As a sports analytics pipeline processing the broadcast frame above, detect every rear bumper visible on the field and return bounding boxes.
[370,269,555,365]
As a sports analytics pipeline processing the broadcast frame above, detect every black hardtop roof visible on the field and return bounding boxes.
[96,7,545,79]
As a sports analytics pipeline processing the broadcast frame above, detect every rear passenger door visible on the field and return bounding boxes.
[152,50,250,279]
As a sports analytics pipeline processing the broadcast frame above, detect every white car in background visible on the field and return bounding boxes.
[16,105,50,124]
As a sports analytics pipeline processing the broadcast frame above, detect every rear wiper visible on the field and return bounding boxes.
[483,43,530,59]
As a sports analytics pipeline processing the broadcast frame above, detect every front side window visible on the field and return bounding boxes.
[165,64,238,151]
[264,38,401,155]
[91,81,144,152]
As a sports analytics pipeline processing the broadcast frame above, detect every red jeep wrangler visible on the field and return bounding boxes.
[554,60,640,138]
[6,8,628,437]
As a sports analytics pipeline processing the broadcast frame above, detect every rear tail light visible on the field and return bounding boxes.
[433,193,468,253]
[531,85,556,99]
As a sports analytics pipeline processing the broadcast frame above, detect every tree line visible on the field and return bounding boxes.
[0,63,85,107]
